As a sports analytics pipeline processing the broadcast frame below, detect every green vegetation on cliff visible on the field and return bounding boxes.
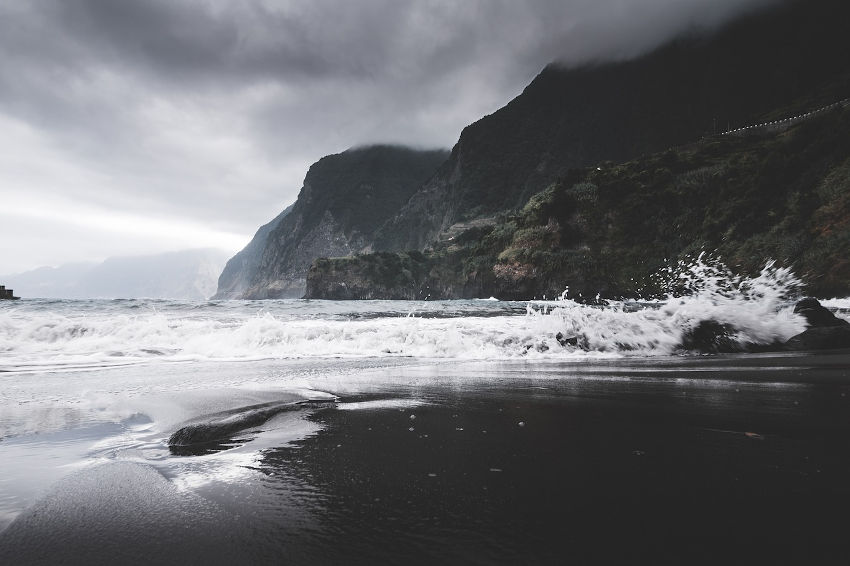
[375,0,850,252]
[306,107,850,300]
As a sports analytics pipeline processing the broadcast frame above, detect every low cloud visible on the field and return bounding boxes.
[0,0,777,273]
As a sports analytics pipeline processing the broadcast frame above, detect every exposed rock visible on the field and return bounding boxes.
[233,145,448,299]
[785,326,850,351]
[306,104,850,301]
[785,298,850,351]
[212,204,293,299]
[679,320,744,354]
[793,297,850,328]
[169,399,335,456]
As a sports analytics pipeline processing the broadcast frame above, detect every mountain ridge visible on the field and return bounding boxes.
[306,104,850,300]
[373,0,850,253]
[4,249,230,300]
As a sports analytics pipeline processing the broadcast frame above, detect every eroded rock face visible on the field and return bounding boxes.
[219,145,448,299]
[212,205,293,299]
[785,298,850,351]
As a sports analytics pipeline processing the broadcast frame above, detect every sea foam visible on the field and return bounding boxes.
[0,259,828,371]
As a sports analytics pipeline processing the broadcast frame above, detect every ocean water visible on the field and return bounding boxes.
[2,263,849,564]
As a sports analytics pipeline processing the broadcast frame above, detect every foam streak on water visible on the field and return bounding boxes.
[0,260,840,372]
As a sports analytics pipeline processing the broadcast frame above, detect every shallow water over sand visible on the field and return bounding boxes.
[2,289,850,563]
[2,351,850,564]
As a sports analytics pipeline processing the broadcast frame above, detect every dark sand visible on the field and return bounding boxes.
[2,352,850,565]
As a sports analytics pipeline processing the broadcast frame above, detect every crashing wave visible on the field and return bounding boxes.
[0,258,829,369]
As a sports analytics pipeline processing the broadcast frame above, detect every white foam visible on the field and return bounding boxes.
[0,259,811,370]
[820,297,850,312]
[338,399,428,411]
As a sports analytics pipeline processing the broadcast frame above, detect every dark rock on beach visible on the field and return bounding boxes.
[793,297,850,328]
[679,320,745,354]
[785,298,850,351]
[785,326,850,351]
[168,399,335,456]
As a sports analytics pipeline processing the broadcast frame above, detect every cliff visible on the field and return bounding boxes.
[307,105,850,300]
[374,0,850,252]
[212,204,293,299]
[232,145,449,299]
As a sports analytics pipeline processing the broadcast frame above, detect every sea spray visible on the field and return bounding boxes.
[0,260,822,370]
[529,256,806,354]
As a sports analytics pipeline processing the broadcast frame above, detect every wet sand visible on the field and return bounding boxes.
[2,352,850,564]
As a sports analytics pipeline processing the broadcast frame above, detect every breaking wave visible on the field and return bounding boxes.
[0,258,838,372]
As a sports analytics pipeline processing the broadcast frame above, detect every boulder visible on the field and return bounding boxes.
[785,326,850,351]
[793,297,850,328]
[679,320,745,354]
[784,298,850,351]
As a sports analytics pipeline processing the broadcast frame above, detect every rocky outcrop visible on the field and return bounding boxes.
[785,298,850,351]
[234,145,448,299]
[212,205,293,299]
[307,102,850,301]
[305,253,432,300]
[792,297,850,328]
[169,399,336,456]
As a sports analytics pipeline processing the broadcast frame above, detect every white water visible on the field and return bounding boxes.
[1,259,848,539]
[2,260,842,373]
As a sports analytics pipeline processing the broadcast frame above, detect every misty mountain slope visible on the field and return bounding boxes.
[1,263,97,299]
[5,249,229,300]
[375,0,850,252]
[212,204,294,299]
[307,103,850,300]
[236,145,449,299]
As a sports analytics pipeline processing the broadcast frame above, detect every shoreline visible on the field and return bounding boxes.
[2,352,849,564]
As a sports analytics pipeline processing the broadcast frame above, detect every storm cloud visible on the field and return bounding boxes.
[0,0,777,273]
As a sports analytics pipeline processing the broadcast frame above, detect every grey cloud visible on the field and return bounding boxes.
[0,0,779,272]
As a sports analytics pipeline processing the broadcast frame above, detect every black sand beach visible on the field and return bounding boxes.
[2,352,850,565]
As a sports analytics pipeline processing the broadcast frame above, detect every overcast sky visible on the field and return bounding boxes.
[0,0,776,274]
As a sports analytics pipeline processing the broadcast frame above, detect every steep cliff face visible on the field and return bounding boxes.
[307,105,850,300]
[375,0,850,252]
[238,145,448,299]
[212,205,293,299]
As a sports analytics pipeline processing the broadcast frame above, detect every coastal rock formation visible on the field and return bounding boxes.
[785,298,850,351]
[229,145,448,299]
[169,399,336,456]
[307,104,850,300]
[212,205,293,299]
[305,0,850,301]
[793,297,850,328]
[678,320,745,354]
[374,0,850,252]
